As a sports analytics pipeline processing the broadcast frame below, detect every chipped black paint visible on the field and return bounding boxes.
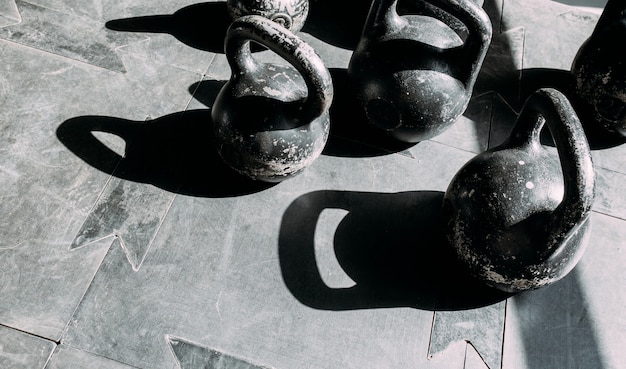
[572,0,626,138]
[442,89,596,293]
[212,15,333,182]
[347,0,492,143]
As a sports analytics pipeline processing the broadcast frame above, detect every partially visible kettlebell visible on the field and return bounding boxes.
[348,0,492,143]
[442,88,595,293]
[227,0,309,32]
[211,15,333,182]
[571,0,626,137]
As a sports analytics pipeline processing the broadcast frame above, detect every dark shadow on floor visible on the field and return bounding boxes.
[512,268,608,368]
[105,2,231,53]
[278,190,511,312]
[57,80,275,198]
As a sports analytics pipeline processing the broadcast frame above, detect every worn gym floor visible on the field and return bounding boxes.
[1,0,624,368]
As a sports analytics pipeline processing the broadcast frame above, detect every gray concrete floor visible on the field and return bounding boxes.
[1,0,625,368]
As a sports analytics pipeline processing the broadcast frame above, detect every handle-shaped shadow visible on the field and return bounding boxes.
[278,190,509,311]
[57,107,273,197]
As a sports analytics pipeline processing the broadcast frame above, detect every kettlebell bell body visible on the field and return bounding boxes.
[443,89,595,292]
[571,0,626,137]
[211,15,333,182]
[227,0,309,32]
[348,0,492,143]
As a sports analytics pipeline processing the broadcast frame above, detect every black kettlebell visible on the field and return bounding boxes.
[347,0,492,143]
[211,15,333,182]
[442,88,596,292]
[571,0,626,138]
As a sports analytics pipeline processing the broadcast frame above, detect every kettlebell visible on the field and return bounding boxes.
[571,0,626,138]
[442,88,595,293]
[211,15,333,182]
[227,0,309,32]
[347,0,492,143]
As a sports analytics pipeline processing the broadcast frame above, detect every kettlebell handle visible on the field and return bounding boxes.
[427,0,492,89]
[224,15,333,120]
[367,0,491,89]
[508,88,596,260]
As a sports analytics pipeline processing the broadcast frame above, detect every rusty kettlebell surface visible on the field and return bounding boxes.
[571,0,626,138]
[348,0,492,143]
[227,0,310,32]
[211,15,333,182]
[442,88,596,293]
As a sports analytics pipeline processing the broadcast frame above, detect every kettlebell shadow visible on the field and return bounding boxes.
[105,2,231,53]
[57,81,274,197]
[278,190,510,312]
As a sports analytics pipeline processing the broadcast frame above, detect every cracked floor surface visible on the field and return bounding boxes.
[1,0,624,368]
